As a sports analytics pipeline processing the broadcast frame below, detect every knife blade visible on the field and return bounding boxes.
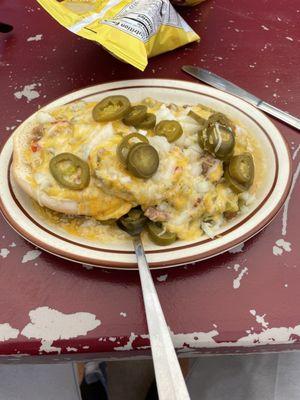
[182,65,300,130]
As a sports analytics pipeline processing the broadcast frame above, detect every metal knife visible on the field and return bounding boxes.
[182,65,300,130]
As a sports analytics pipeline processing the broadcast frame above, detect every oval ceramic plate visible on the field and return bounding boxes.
[0,79,292,269]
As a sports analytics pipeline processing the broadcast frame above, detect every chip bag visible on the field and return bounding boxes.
[37,0,200,71]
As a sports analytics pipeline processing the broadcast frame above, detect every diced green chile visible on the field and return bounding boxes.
[49,152,90,190]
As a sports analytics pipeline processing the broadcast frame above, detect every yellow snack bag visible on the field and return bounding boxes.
[37,0,200,71]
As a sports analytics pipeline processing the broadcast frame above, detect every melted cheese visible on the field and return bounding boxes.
[27,102,132,220]
[26,98,263,243]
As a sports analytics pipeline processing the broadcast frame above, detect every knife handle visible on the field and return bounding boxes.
[258,101,300,130]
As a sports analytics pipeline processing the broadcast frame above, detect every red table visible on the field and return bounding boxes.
[0,0,299,362]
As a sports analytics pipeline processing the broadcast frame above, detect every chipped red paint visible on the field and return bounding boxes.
[0,0,299,360]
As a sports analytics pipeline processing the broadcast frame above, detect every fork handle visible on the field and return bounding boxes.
[133,236,190,400]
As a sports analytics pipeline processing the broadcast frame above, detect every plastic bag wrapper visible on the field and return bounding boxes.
[37,0,200,71]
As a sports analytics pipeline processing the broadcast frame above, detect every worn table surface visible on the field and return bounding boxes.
[0,0,299,362]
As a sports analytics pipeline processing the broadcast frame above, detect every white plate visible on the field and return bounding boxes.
[0,79,292,269]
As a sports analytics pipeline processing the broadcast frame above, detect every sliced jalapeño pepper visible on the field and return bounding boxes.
[198,129,208,150]
[224,169,249,193]
[198,112,235,159]
[117,207,147,236]
[228,154,254,185]
[225,153,255,193]
[206,122,235,160]
[127,143,159,179]
[100,218,116,225]
[155,120,183,142]
[123,105,147,126]
[117,133,149,165]
[134,113,156,129]
[147,221,177,246]
[49,153,90,190]
[92,95,131,122]
[207,112,234,130]
[188,110,206,126]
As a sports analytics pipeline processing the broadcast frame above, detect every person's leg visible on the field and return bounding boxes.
[80,361,108,400]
